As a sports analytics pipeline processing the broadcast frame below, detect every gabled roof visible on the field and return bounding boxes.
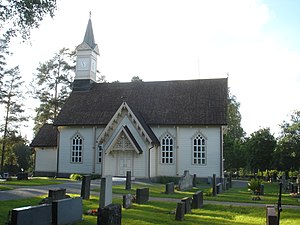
[54,78,228,126]
[30,124,58,148]
[105,125,143,155]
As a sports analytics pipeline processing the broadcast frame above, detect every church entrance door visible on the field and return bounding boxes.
[117,151,133,176]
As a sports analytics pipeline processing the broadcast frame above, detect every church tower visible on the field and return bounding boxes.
[73,15,99,91]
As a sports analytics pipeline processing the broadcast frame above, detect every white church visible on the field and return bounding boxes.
[31,18,228,181]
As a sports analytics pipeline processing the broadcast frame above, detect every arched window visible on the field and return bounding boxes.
[193,134,206,165]
[71,134,83,163]
[161,134,174,164]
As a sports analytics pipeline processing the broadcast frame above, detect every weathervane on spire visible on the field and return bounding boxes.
[89,11,92,19]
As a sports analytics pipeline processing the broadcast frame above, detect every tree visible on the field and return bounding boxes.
[30,48,75,133]
[0,66,27,172]
[0,0,57,42]
[244,128,277,175]
[223,91,246,172]
[131,76,143,82]
[273,110,300,173]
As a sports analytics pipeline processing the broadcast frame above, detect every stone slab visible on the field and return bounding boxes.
[175,202,185,221]
[52,197,83,225]
[97,204,122,225]
[81,175,91,200]
[11,204,52,225]
[99,176,112,208]
[136,188,149,204]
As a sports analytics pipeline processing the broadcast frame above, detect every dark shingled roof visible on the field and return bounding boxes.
[54,78,228,126]
[30,124,58,147]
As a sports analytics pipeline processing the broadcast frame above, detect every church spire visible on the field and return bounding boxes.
[73,14,99,91]
[83,15,96,50]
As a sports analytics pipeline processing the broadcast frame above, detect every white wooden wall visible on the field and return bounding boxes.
[35,147,57,172]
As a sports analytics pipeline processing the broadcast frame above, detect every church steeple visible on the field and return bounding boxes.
[73,14,99,91]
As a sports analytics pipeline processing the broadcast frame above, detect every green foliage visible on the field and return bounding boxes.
[274,110,300,172]
[247,179,262,194]
[69,173,82,181]
[0,0,57,42]
[244,128,277,173]
[223,91,246,172]
[30,48,75,133]
[0,66,28,172]
[131,76,143,82]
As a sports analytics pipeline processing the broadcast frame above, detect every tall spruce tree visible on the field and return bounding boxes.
[0,66,27,172]
[223,91,246,172]
[31,48,75,133]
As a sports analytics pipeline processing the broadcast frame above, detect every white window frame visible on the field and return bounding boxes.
[160,134,174,164]
[192,133,206,165]
[71,134,83,163]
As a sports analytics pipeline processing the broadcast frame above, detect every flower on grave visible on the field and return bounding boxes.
[86,209,98,216]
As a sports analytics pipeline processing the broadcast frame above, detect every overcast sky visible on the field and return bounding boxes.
[6,0,300,140]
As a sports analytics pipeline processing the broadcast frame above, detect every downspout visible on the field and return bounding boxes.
[56,127,60,178]
[92,126,97,174]
[148,144,154,181]
[220,126,224,180]
[176,126,179,176]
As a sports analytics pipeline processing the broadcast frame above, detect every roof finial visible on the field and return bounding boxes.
[89,11,92,19]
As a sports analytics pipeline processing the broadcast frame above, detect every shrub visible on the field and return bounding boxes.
[248,179,262,195]
[156,176,180,184]
[69,173,82,181]
[205,188,213,196]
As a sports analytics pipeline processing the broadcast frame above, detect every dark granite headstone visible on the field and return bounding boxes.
[165,182,174,194]
[11,204,52,225]
[192,191,203,209]
[216,183,222,194]
[212,174,217,196]
[52,197,83,225]
[181,197,192,214]
[81,175,91,200]
[260,184,264,195]
[97,204,122,225]
[136,188,149,204]
[17,172,28,180]
[193,174,197,187]
[125,171,131,190]
[266,205,277,225]
[123,194,132,209]
[49,188,66,201]
[175,202,185,221]
[229,172,232,188]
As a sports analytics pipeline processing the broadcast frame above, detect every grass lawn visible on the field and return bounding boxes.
[0,195,299,225]
[0,177,70,187]
[98,182,300,206]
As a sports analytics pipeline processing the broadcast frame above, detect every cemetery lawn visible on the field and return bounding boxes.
[0,194,299,225]
[104,182,300,206]
[0,177,69,186]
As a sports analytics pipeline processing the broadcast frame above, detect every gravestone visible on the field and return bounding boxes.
[266,205,277,225]
[181,197,192,214]
[260,184,264,195]
[49,188,66,201]
[123,194,132,209]
[212,174,217,196]
[136,188,149,204]
[99,175,112,208]
[125,171,131,190]
[229,172,232,188]
[207,176,212,185]
[52,197,83,225]
[17,172,28,180]
[192,191,203,209]
[178,170,193,191]
[165,182,174,194]
[97,204,122,225]
[282,173,288,191]
[81,175,91,200]
[216,183,222,194]
[297,171,300,195]
[175,202,185,221]
[10,204,52,225]
[193,174,197,187]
